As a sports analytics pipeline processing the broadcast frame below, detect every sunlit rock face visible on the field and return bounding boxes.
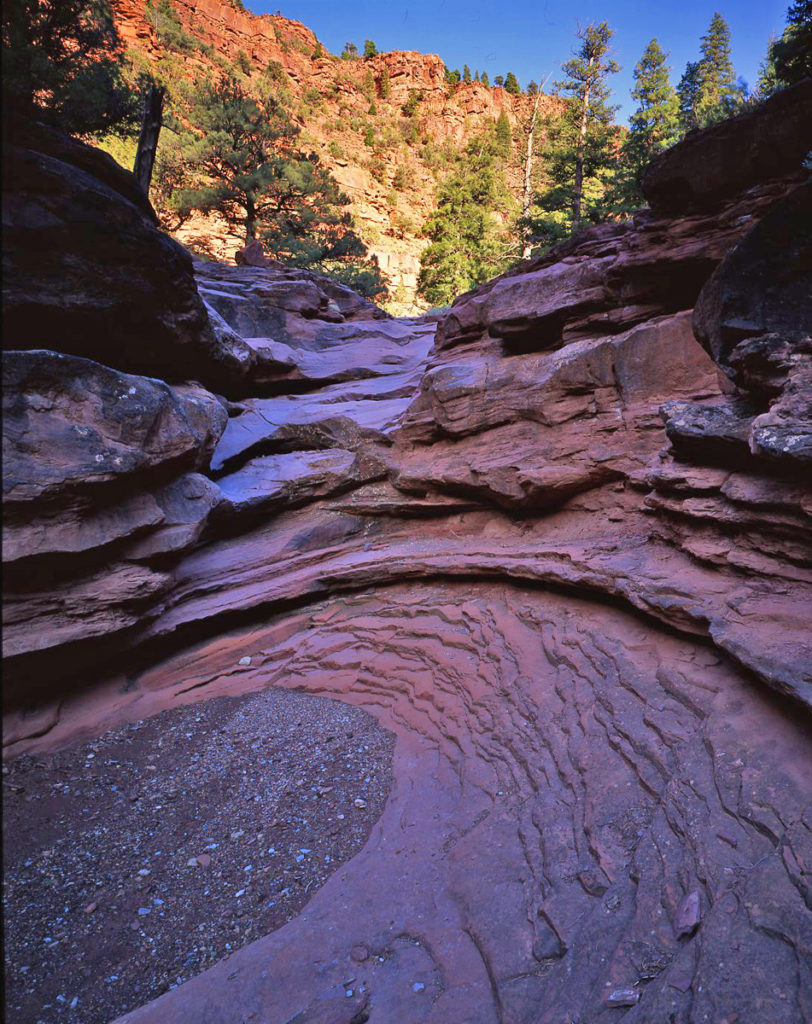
[2,83,810,1024]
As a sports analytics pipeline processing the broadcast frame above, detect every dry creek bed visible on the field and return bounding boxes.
[3,686,395,1024]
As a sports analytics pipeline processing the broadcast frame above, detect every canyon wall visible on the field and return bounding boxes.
[113,0,548,312]
[2,79,811,1024]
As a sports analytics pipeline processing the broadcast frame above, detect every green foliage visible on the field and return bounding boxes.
[363,69,375,100]
[463,65,472,83]
[368,99,377,115]
[312,40,324,60]
[494,111,512,156]
[418,126,514,306]
[494,75,505,87]
[696,12,741,124]
[380,66,391,98]
[402,88,423,116]
[535,22,619,231]
[364,39,378,58]
[146,0,212,56]
[364,126,375,147]
[2,0,140,137]
[527,80,538,96]
[341,41,358,60]
[767,0,812,90]
[236,49,252,75]
[327,140,344,158]
[264,60,286,83]
[445,67,462,86]
[161,76,387,298]
[617,38,679,205]
[481,72,490,87]
[677,60,701,131]
[504,71,521,94]
[392,164,413,190]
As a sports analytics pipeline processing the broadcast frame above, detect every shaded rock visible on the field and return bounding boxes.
[642,79,812,215]
[693,180,812,399]
[0,123,244,392]
[2,351,227,506]
[660,398,755,462]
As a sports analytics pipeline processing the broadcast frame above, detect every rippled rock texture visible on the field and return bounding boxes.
[3,98,811,1024]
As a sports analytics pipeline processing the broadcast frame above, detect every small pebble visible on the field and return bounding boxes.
[238,656,252,666]
[412,982,425,993]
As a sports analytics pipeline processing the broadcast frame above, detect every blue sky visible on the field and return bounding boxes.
[250,0,790,122]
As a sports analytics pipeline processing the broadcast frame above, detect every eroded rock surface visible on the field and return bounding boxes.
[2,98,811,1024]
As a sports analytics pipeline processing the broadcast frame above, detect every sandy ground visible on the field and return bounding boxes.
[2,686,395,1024]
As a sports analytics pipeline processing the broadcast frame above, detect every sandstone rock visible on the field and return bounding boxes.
[234,240,269,267]
[693,180,812,399]
[642,79,812,214]
[0,124,248,391]
[2,351,227,506]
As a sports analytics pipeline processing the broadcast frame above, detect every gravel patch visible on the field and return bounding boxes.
[3,687,395,1024]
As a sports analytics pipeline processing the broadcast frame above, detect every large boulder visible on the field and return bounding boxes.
[642,79,812,214]
[1,122,251,394]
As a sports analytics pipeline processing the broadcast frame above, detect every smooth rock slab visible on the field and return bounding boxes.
[16,584,808,1024]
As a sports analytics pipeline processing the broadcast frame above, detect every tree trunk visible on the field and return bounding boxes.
[521,88,543,260]
[132,85,165,197]
[245,197,257,243]
[572,59,595,231]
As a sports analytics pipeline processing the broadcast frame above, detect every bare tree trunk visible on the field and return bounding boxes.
[133,85,165,197]
[245,197,257,243]
[572,58,595,231]
[521,86,544,259]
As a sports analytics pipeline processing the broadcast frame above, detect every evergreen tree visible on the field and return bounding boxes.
[463,64,472,83]
[527,80,539,96]
[341,41,358,59]
[677,60,701,132]
[769,0,812,88]
[363,39,378,58]
[504,71,521,94]
[417,126,513,306]
[553,21,619,229]
[168,77,387,297]
[446,67,462,85]
[2,0,140,137]
[481,71,490,86]
[495,111,512,155]
[474,69,480,82]
[312,40,324,59]
[696,12,739,124]
[494,74,505,87]
[380,66,391,98]
[625,39,678,183]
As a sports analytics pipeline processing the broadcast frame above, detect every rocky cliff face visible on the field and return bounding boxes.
[111,0,549,312]
[2,81,811,1024]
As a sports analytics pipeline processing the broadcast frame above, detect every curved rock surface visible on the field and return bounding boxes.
[2,103,811,1024]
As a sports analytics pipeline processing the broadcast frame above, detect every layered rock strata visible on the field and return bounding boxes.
[2,89,811,1024]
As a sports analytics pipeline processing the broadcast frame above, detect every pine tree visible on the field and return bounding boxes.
[481,71,490,87]
[504,71,521,94]
[626,39,678,180]
[770,0,812,87]
[363,39,378,58]
[417,126,513,306]
[677,60,701,132]
[495,111,512,155]
[527,80,539,96]
[554,21,619,229]
[380,66,391,98]
[474,69,480,82]
[168,77,387,297]
[696,12,739,124]
[312,40,324,59]
[463,64,472,83]
[2,0,140,137]
[494,74,505,87]
[341,41,358,60]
